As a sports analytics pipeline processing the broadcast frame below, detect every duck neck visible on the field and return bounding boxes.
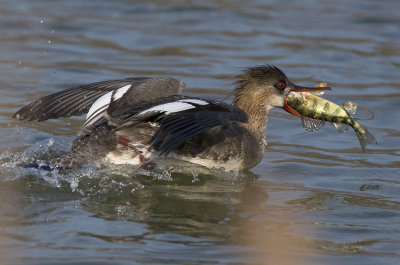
[234,91,269,141]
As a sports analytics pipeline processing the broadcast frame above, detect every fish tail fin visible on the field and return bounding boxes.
[353,121,377,151]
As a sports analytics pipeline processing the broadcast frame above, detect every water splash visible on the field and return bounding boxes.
[0,138,245,197]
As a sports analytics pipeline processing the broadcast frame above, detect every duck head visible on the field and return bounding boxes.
[234,65,330,119]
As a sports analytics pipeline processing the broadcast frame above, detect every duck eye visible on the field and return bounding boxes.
[277,81,286,90]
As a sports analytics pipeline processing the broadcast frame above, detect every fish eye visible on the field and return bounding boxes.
[277,81,286,90]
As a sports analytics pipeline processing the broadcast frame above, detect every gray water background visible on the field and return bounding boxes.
[0,0,399,264]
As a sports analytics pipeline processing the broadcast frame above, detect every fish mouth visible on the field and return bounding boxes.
[283,84,331,117]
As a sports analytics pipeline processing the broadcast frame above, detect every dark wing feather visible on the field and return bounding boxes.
[14,79,136,121]
[155,114,230,155]
[106,78,185,117]
[108,95,187,123]
[13,77,185,121]
[37,90,102,121]
[114,98,248,155]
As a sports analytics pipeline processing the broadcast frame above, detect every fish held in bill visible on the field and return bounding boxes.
[284,84,377,151]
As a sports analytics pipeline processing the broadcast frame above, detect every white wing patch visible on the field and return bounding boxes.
[86,91,113,122]
[84,84,131,126]
[178,99,208,105]
[139,99,209,115]
[140,102,195,115]
[85,93,208,128]
[113,84,131,100]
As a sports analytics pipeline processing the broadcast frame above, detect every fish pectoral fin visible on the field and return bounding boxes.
[301,116,325,132]
[332,123,349,133]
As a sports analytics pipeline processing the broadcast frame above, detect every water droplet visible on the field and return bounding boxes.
[40,20,44,23]
[191,171,199,182]
[48,40,51,44]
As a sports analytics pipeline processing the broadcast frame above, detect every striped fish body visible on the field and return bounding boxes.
[286,91,377,150]
[287,92,350,123]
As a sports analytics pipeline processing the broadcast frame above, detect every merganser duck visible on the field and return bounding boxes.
[13,65,329,171]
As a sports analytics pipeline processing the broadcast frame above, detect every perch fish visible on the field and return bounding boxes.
[284,84,377,150]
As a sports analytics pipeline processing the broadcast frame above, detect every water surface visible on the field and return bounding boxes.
[1,0,399,264]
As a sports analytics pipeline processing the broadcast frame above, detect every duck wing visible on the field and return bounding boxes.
[13,77,185,122]
[113,97,249,155]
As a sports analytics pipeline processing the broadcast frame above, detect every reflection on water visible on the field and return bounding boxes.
[1,0,400,264]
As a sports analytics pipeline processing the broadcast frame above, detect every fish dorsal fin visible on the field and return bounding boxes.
[310,83,328,96]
